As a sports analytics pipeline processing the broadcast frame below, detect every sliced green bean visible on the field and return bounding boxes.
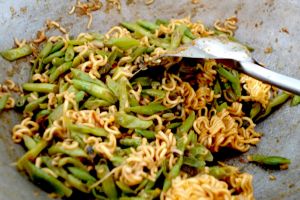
[83,98,112,109]
[248,154,291,166]
[217,66,241,97]
[163,156,183,191]
[24,95,48,113]
[96,164,118,200]
[250,103,261,119]
[65,44,75,61]
[39,41,53,58]
[121,22,152,37]
[17,139,48,170]
[116,181,135,194]
[106,37,140,50]
[68,167,96,182]
[0,44,32,61]
[177,111,195,136]
[166,122,182,130]
[68,123,108,137]
[170,24,187,49]
[125,102,168,115]
[135,129,156,139]
[23,135,37,150]
[120,138,142,147]
[291,95,300,106]
[72,79,116,103]
[50,40,64,53]
[72,55,84,67]
[23,161,72,197]
[49,61,72,83]
[71,68,107,88]
[141,89,166,99]
[22,83,58,93]
[42,50,65,64]
[115,112,153,129]
[48,143,89,158]
[0,94,9,112]
[137,20,159,32]
[58,157,88,171]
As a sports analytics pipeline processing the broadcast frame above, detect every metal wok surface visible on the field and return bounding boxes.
[0,0,299,199]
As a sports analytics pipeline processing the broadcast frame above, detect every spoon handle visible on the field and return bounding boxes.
[240,61,300,95]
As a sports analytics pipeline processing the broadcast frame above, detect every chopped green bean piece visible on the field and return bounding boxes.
[0,44,32,61]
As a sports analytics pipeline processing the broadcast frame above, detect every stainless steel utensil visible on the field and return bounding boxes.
[167,37,300,95]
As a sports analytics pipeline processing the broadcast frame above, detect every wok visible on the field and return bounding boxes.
[0,0,299,199]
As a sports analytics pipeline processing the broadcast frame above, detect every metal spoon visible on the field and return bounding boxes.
[166,37,300,95]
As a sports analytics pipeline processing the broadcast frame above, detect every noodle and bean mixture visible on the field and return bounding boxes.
[0,17,294,199]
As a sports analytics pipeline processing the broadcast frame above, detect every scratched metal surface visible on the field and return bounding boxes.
[0,0,299,199]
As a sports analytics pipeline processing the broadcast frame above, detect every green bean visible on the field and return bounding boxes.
[216,102,228,112]
[96,49,109,57]
[144,167,163,190]
[129,46,147,62]
[119,77,130,111]
[23,135,37,150]
[71,69,107,88]
[209,166,231,179]
[92,188,108,200]
[42,50,65,64]
[183,156,206,168]
[0,44,32,61]
[108,48,123,65]
[72,55,84,67]
[187,130,197,145]
[216,66,241,97]
[65,44,75,61]
[125,102,168,115]
[166,122,182,130]
[291,95,300,106]
[115,112,153,129]
[72,79,116,103]
[137,20,159,32]
[250,103,261,119]
[128,94,140,107]
[23,161,72,197]
[35,109,51,123]
[106,76,120,97]
[214,79,221,94]
[50,40,64,53]
[149,38,170,49]
[48,90,85,123]
[58,157,88,171]
[96,164,118,200]
[68,123,108,137]
[17,139,48,170]
[22,83,58,93]
[116,181,135,194]
[182,35,192,44]
[170,24,187,49]
[141,89,166,98]
[83,98,112,109]
[106,37,140,50]
[121,22,152,37]
[48,143,89,158]
[133,77,152,87]
[189,144,213,161]
[135,129,156,139]
[257,92,290,121]
[120,138,142,147]
[177,111,195,136]
[68,167,96,182]
[163,156,183,191]
[155,19,169,26]
[51,57,64,67]
[68,38,88,46]
[248,154,291,166]
[49,61,72,83]
[15,95,27,109]
[184,27,196,40]
[38,42,53,59]
[24,95,48,113]
[0,94,9,112]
